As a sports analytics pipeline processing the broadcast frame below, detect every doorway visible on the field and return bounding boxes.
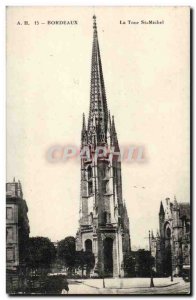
[103,238,113,277]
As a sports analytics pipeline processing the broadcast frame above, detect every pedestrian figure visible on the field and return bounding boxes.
[61,278,69,294]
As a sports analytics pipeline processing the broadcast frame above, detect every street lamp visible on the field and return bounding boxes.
[167,225,173,282]
[149,231,154,288]
[170,235,173,282]
[102,274,105,288]
[101,233,107,288]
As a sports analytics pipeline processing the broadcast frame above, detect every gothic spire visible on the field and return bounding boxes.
[112,116,116,134]
[81,113,87,146]
[173,195,179,210]
[107,111,112,146]
[108,111,112,129]
[82,113,86,131]
[88,15,108,140]
[159,201,165,215]
[111,116,120,151]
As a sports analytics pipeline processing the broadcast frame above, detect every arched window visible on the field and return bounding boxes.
[164,223,171,239]
[87,166,93,180]
[85,239,92,252]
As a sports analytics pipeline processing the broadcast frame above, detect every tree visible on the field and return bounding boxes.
[27,237,56,275]
[136,249,152,277]
[75,250,85,277]
[57,236,76,276]
[75,250,95,278]
[57,237,95,278]
[124,252,136,277]
[84,251,95,277]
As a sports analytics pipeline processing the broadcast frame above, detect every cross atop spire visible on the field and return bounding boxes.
[88,16,108,143]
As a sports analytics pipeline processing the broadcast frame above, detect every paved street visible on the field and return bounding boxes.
[68,278,190,295]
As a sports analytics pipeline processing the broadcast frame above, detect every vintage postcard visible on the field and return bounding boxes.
[6,6,191,295]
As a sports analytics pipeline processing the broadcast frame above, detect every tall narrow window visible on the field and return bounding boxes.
[87,166,93,180]
[88,181,93,195]
[103,211,107,225]
[103,181,108,194]
[87,166,93,195]
[108,213,111,223]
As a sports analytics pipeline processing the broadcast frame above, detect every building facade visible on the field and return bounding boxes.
[158,197,190,277]
[76,16,131,278]
[6,179,30,291]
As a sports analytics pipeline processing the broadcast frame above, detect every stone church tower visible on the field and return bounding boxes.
[76,16,131,278]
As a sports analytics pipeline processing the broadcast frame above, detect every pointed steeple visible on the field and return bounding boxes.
[108,111,112,130]
[112,115,116,133]
[111,116,120,151]
[159,201,165,215]
[81,113,87,146]
[77,17,131,276]
[106,111,112,146]
[173,195,179,210]
[88,15,108,141]
[82,113,86,131]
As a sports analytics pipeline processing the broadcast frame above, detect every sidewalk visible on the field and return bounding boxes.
[70,277,183,289]
[68,277,189,295]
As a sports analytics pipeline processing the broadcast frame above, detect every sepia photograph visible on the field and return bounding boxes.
[6,6,190,295]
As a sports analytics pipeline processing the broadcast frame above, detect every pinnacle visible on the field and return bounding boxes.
[82,114,87,136]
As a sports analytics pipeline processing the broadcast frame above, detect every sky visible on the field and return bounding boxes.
[7,7,190,249]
